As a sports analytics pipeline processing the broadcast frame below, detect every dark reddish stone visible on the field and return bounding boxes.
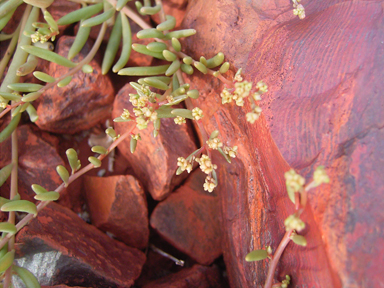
[0,124,65,203]
[112,84,197,200]
[142,264,224,288]
[150,170,222,265]
[48,0,81,34]
[35,36,114,134]
[15,202,145,288]
[181,0,384,287]
[83,175,149,249]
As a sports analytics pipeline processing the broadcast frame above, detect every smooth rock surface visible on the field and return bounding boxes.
[181,0,383,287]
[112,84,197,200]
[35,36,114,134]
[84,174,149,249]
[151,170,222,265]
[15,202,146,288]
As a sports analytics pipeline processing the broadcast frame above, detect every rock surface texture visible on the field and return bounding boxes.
[15,202,146,288]
[182,0,383,287]
[151,170,222,265]
[35,36,114,134]
[84,174,149,249]
[112,84,197,200]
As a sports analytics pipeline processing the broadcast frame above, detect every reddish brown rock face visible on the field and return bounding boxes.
[16,202,146,288]
[142,264,225,288]
[35,36,114,134]
[151,169,222,265]
[182,0,383,287]
[0,124,64,203]
[112,84,197,200]
[84,175,149,249]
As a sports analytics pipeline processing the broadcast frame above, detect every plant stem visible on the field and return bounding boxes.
[0,26,20,82]
[0,126,134,250]
[264,230,293,288]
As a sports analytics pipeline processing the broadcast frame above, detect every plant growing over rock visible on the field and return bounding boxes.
[0,0,328,287]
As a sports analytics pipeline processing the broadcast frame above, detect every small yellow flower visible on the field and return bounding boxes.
[121,109,131,120]
[177,157,192,173]
[284,169,305,193]
[174,116,186,125]
[192,107,203,120]
[284,214,305,232]
[206,138,223,150]
[196,154,217,174]
[223,146,238,158]
[203,176,217,192]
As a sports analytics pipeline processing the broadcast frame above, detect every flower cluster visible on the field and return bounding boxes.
[192,107,203,120]
[203,176,217,193]
[292,0,305,19]
[206,138,223,150]
[196,154,217,174]
[284,214,306,232]
[120,109,131,120]
[313,166,330,186]
[223,145,238,158]
[284,169,305,193]
[246,106,262,124]
[174,116,186,125]
[177,157,193,173]
[220,81,252,106]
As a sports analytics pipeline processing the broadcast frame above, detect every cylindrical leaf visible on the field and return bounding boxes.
[81,8,114,27]
[88,156,101,167]
[57,76,73,87]
[118,64,170,76]
[156,15,176,31]
[1,200,37,215]
[82,64,93,73]
[0,222,17,235]
[165,60,180,76]
[140,4,161,15]
[146,42,167,52]
[112,11,132,72]
[56,165,69,185]
[130,138,137,153]
[116,0,131,11]
[194,62,207,74]
[181,64,193,75]
[34,191,60,201]
[0,163,13,187]
[131,44,165,60]
[0,92,21,101]
[68,23,91,60]
[31,184,47,195]
[23,0,54,9]
[162,50,177,62]
[219,62,230,74]
[57,3,103,25]
[171,37,181,52]
[183,56,193,65]
[7,83,43,92]
[187,89,199,99]
[33,71,56,83]
[13,265,41,288]
[164,29,196,39]
[0,113,21,143]
[245,249,268,262]
[206,52,224,68]
[171,108,193,120]
[102,12,122,74]
[91,145,108,155]
[137,28,164,39]
[16,55,38,76]
[0,250,15,274]
[21,92,42,102]
[143,77,169,90]
[26,105,38,122]
[290,234,307,246]
[66,148,81,173]
[21,45,76,68]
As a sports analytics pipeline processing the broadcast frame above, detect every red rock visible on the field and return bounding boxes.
[150,169,222,265]
[112,84,197,200]
[15,202,146,288]
[83,175,149,249]
[181,0,384,287]
[35,36,114,134]
[142,264,225,288]
[48,0,81,34]
[0,124,65,203]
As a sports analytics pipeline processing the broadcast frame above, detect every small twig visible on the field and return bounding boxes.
[150,244,184,266]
